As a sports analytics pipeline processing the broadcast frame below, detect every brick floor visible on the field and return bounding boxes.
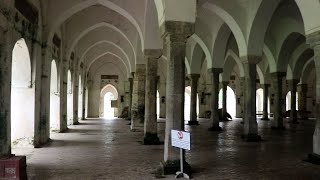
[13,118,320,179]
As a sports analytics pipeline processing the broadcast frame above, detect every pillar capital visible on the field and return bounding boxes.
[306,31,320,48]
[221,81,229,86]
[287,79,300,87]
[187,73,200,80]
[241,55,262,64]
[144,49,162,59]
[208,68,223,75]
[160,21,195,41]
[270,72,286,79]
[297,83,308,92]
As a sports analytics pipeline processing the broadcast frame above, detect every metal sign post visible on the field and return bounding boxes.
[171,130,191,179]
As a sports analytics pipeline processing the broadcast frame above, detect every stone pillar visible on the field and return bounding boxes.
[261,84,270,120]
[60,64,68,132]
[127,76,134,120]
[73,71,79,125]
[288,79,299,123]
[0,25,13,158]
[161,21,194,175]
[208,68,223,131]
[298,84,308,119]
[271,72,286,130]
[222,81,229,121]
[81,76,86,120]
[241,57,261,141]
[236,78,245,118]
[188,74,200,125]
[306,33,320,163]
[131,65,146,131]
[144,49,162,145]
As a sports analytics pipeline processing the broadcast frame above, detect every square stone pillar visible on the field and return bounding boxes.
[261,84,270,120]
[72,71,79,125]
[127,75,134,120]
[236,78,245,118]
[208,68,223,131]
[131,64,146,131]
[160,21,194,175]
[187,74,200,125]
[60,63,68,132]
[270,72,286,130]
[297,83,308,119]
[144,49,162,145]
[0,28,13,158]
[241,56,261,141]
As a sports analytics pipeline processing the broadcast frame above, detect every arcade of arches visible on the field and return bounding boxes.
[1,0,320,179]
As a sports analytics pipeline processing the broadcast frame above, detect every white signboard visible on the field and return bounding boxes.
[171,130,191,150]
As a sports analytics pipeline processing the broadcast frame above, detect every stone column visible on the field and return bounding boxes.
[127,76,134,120]
[288,79,299,123]
[131,65,146,131]
[236,78,245,118]
[298,84,308,119]
[242,57,261,141]
[208,68,223,131]
[261,84,270,120]
[60,64,68,132]
[73,71,79,125]
[222,81,229,121]
[188,74,200,125]
[271,72,286,130]
[306,33,320,163]
[0,23,13,158]
[144,49,162,145]
[161,21,194,175]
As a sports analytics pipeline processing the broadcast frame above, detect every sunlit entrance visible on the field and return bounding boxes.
[50,60,60,132]
[11,38,35,147]
[100,84,118,118]
[218,86,236,118]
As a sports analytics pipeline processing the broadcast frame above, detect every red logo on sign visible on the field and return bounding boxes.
[177,131,183,140]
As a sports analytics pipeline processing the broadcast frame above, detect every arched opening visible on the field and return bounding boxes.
[184,86,199,120]
[218,86,236,118]
[286,91,299,111]
[67,70,73,125]
[157,90,160,119]
[78,75,82,119]
[11,38,35,147]
[50,60,60,132]
[185,86,191,120]
[100,84,118,118]
[256,88,263,115]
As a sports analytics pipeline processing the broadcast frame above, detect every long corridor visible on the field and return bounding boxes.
[12,118,320,179]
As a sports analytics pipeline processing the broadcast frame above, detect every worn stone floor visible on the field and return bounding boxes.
[13,117,320,180]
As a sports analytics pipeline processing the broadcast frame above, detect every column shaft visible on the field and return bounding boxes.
[188,74,200,125]
[131,65,146,131]
[271,72,286,129]
[127,77,133,120]
[262,84,269,120]
[289,80,299,123]
[144,51,161,145]
[208,69,222,131]
[222,82,228,121]
[243,63,260,140]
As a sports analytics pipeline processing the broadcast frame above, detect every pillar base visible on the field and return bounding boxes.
[271,126,286,130]
[261,117,269,121]
[160,160,192,176]
[208,126,222,131]
[0,155,27,179]
[187,121,199,125]
[305,153,320,165]
[288,120,299,124]
[241,134,262,142]
[143,133,161,145]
